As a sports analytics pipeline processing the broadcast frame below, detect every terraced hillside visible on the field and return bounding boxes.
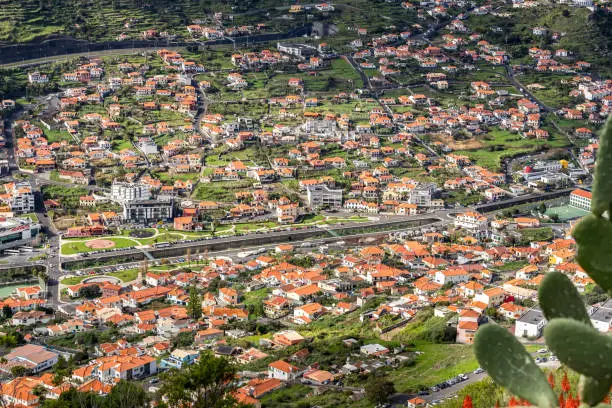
[467,6,612,76]
[0,0,257,43]
[0,0,430,45]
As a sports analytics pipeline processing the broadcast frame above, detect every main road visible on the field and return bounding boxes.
[60,212,451,267]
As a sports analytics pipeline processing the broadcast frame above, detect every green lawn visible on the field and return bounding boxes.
[493,260,529,272]
[455,128,569,171]
[60,268,139,285]
[20,213,39,223]
[109,268,139,283]
[60,275,88,285]
[61,237,139,255]
[136,233,184,246]
[261,384,372,408]
[388,342,479,392]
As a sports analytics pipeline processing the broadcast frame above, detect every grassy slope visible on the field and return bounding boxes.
[467,6,612,76]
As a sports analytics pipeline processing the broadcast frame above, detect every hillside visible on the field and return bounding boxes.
[0,0,428,45]
[467,5,612,76]
[0,0,227,43]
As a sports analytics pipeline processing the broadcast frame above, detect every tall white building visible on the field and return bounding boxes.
[1,181,35,214]
[569,188,591,211]
[111,182,151,202]
[307,185,343,209]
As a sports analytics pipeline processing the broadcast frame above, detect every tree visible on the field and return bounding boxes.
[187,285,202,320]
[32,385,47,404]
[0,334,17,348]
[364,374,395,405]
[41,388,103,408]
[79,285,101,299]
[158,351,241,408]
[462,395,473,408]
[538,203,547,214]
[2,305,13,318]
[105,380,148,408]
[10,365,28,377]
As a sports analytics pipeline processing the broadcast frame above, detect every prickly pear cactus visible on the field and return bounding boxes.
[538,272,591,324]
[474,324,557,408]
[538,272,610,405]
[474,118,612,407]
[573,214,612,294]
[588,119,612,218]
[544,319,612,380]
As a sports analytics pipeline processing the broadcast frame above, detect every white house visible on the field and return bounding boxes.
[268,360,300,381]
[515,308,547,338]
[590,299,612,333]
[434,269,470,285]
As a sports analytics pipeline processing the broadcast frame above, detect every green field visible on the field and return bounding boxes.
[60,268,139,285]
[388,342,479,392]
[61,237,139,255]
[456,129,569,171]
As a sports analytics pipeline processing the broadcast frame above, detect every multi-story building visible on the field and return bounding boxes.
[408,183,436,207]
[306,185,343,209]
[0,217,40,252]
[0,344,58,374]
[111,182,151,202]
[569,188,591,211]
[277,42,317,58]
[123,198,174,224]
[590,299,612,333]
[160,349,199,370]
[454,211,488,234]
[74,354,157,383]
[1,181,35,213]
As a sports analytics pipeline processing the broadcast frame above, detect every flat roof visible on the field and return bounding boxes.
[518,308,545,324]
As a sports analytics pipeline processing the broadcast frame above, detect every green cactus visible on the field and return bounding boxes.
[589,119,612,218]
[538,272,591,324]
[538,272,610,404]
[580,376,612,407]
[573,214,612,294]
[474,324,557,408]
[544,319,612,381]
[473,118,612,407]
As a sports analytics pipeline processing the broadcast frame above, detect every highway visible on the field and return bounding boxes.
[0,26,311,67]
[60,213,448,266]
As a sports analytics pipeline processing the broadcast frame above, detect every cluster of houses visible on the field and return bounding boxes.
[2,203,610,406]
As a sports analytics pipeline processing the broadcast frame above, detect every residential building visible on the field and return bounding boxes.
[2,181,35,213]
[110,182,151,202]
[590,299,612,333]
[268,360,300,381]
[0,344,58,374]
[306,184,343,209]
[515,308,547,338]
[160,349,199,369]
[277,43,317,58]
[569,188,592,211]
[122,198,174,223]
